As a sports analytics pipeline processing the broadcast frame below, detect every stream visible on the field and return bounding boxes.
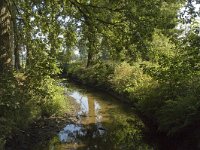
[49,82,153,150]
[6,81,154,150]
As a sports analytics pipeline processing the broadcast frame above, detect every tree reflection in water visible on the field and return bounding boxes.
[54,83,153,150]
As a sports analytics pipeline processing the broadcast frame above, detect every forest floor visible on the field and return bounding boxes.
[5,96,81,150]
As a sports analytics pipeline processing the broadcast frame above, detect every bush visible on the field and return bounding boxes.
[24,75,68,118]
[0,73,23,143]
[38,78,68,117]
[67,61,116,87]
[0,73,69,147]
[156,73,200,134]
[109,62,155,101]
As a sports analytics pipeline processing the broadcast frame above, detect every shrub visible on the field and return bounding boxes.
[38,78,68,117]
[156,73,200,134]
[67,61,116,87]
[109,62,154,100]
[0,73,23,143]
[0,73,69,147]
[157,95,199,134]
[24,75,68,118]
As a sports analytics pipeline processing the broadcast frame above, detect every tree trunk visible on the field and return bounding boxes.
[12,3,20,70]
[86,50,93,68]
[14,45,20,70]
[0,0,14,73]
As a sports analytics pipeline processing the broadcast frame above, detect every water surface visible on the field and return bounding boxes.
[49,82,152,150]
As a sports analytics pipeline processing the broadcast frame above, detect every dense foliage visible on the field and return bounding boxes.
[0,0,69,147]
[0,0,200,149]
[64,0,200,146]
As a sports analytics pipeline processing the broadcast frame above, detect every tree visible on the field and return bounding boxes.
[0,0,14,73]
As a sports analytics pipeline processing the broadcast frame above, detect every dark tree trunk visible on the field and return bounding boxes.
[12,6,21,71]
[86,50,92,68]
[0,0,13,74]
[14,45,20,70]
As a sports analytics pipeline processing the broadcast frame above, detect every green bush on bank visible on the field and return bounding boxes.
[156,72,200,135]
[0,73,21,147]
[68,61,116,86]
[0,73,68,147]
[25,75,68,118]
[109,62,156,101]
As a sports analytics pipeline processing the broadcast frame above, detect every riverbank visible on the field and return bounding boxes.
[0,73,74,149]
[5,95,81,150]
[65,61,200,150]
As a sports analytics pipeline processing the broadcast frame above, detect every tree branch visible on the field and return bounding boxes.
[72,0,125,12]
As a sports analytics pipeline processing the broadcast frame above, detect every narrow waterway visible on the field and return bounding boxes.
[6,81,154,150]
[48,82,153,150]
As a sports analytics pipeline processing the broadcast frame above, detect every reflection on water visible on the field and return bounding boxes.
[59,124,86,143]
[52,83,153,150]
[70,91,90,113]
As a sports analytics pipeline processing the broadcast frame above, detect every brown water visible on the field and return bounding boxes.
[47,83,153,150]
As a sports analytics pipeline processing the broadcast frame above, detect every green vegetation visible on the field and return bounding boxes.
[64,0,200,143]
[67,45,200,141]
[0,0,200,149]
[0,0,69,147]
